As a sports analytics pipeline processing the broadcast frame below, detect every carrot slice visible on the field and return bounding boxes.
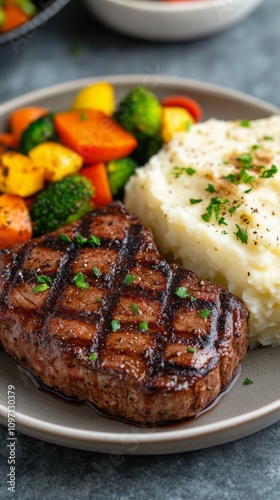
[0,193,32,249]
[54,110,138,164]
[81,163,113,206]
[1,6,30,33]
[0,133,17,149]
[10,107,48,144]
[161,95,203,122]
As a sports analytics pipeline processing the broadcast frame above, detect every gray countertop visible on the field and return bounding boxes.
[1,0,280,498]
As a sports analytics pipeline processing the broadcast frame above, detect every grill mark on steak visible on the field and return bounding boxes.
[0,202,249,424]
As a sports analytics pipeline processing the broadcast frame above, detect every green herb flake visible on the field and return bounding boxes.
[244,188,252,194]
[88,235,101,247]
[111,319,121,332]
[190,198,202,205]
[205,184,216,193]
[234,224,248,244]
[140,321,149,331]
[260,165,278,179]
[251,144,260,150]
[60,234,72,243]
[96,297,103,303]
[201,197,229,224]
[93,266,102,278]
[263,136,274,141]
[218,217,228,226]
[224,173,238,184]
[199,309,211,319]
[32,283,50,294]
[240,120,251,128]
[175,286,189,299]
[237,154,253,166]
[76,234,88,247]
[223,159,229,165]
[239,169,255,184]
[88,352,98,361]
[229,203,241,214]
[73,272,89,290]
[221,230,228,235]
[131,303,139,314]
[124,274,134,285]
[187,347,196,353]
[37,275,52,285]
[80,112,87,122]
[243,378,253,385]
[173,166,196,178]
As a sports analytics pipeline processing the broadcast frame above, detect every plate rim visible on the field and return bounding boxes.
[0,74,280,452]
[0,74,279,115]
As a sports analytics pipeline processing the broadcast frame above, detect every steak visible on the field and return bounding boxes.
[0,202,249,424]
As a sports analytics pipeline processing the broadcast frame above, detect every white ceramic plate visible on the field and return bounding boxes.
[83,0,264,41]
[0,75,280,454]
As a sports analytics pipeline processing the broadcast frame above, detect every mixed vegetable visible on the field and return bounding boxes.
[0,0,37,34]
[0,82,202,249]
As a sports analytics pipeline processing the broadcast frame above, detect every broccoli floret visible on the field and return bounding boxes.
[107,158,138,198]
[31,174,94,236]
[114,86,161,137]
[20,114,58,155]
[131,132,163,165]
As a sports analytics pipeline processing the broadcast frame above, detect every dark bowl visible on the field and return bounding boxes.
[0,0,71,46]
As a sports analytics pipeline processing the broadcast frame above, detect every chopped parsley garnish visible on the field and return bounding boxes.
[96,297,103,303]
[190,198,202,205]
[237,154,253,166]
[244,188,252,194]
[32,283,50,294]
[73,272,89,290]
[224,173,238,184]
[218,217,228,226]
[229,204,241,214]
[201,197,229,223]
[221,230,228,235]
[243,378,253,385]
[175,287,189,299]
[80,112,87,121]
[240,120,251,128]
[111,319,121,332]
[223,159,229,165]
[88,235,101,247]
[173,166,196,178]
[140,321,148,331]
[187,347,196,353]
[263,136,274,141]
[239,169,255,184]
[260,164,278,178]
[32,275,52,294]
[131,303,139,314]
[60,234,72,243]
[36,275,52,285]
[76,234,88,247]
[199,309,211,319]
[93,266,102,278]
[88,352,97,361]
[251,144,260,150]
[205,184,216,193]
[124,274,134,285]
[234,224,248,244]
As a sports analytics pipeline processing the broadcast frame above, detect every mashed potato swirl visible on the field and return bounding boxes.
[125,116,280,346]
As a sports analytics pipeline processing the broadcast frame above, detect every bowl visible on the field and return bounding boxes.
[83,0,264,42]
[0,0,71,46]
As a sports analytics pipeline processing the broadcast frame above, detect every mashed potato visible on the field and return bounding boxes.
[125,116,280,346]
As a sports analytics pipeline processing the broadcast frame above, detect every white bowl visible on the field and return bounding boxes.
[83,0,264,41]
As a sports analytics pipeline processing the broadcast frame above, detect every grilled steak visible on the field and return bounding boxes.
[0,202,249,424]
